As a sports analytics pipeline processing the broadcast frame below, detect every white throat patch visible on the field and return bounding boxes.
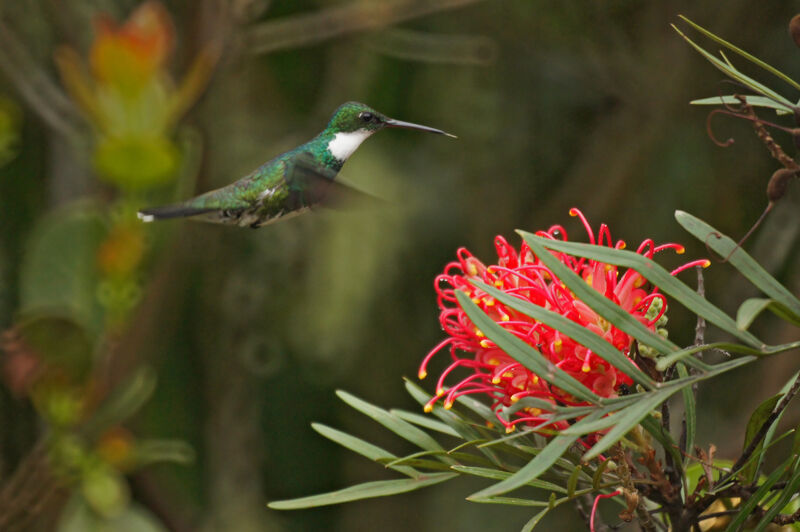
[327,129,373,162]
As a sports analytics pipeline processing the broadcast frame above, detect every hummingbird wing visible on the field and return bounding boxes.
[287,153,383,210]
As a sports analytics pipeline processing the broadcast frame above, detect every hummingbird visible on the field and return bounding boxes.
[137,101,456,228]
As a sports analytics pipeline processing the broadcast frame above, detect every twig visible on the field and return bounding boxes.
[613,445,657,532]
[244,0,486,55]
[693,266,706,349]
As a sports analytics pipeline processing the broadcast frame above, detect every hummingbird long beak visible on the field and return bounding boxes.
[384,118,457,138]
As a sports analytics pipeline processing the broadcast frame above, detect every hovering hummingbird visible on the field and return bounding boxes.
[137,101,456,228]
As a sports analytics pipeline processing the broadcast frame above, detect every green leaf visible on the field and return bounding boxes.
[456,291,600,404]
[390,409,460,437]
[524,233,764,350]
[468,495,549,507]
[469,413,603,498]
[312,423,419,478]
[336,390,448,457]
[741,394,783,483]
[403,379,504,467]
[450,465,567,493]
[378,456,453,472]
[521,508,550,531]
[677,15,800,93]
[749,371,800,482]
[581,388,679,460]
[690,95,794,114]
[675,211,800,320]
[267,473,458,509]
[737,298,800,330]
[671,24,795,109]
[472,280,656,389]
[20,204,107,336]
[723,457,793,532]
[640,416,684,476]
[752,458,800,532]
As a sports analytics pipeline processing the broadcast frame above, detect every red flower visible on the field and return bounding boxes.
[420,208,708,433]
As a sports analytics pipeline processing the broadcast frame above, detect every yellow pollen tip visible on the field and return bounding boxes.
[418,370,427,379]
[467,264,478,276]
[702,260,711,268]
[569,209,578,217]
[436,387,444,395]
[532,376,539,385]
[424,404,433,413]
[472,297,481,304]
[487,266,496,273]
[510,395,520,403]
[491,377,501,384]
[486,299,495,306]
[494,280,503,288]
[582,365,591,373]
[444,401,453,410]
[480,340,491,348]
[506,425,516,434]
[619,242,626,250]
[676,246,685,255]
[501,314,509,321]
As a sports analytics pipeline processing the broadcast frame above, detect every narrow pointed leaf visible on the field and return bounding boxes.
[675,211,800,319]
[390,409,460,437]
[671,24,793,108]
[690,95,793,114]
[740,394,783,483]
[312,423,419,478]
[267,473,458,509]
[582,388,679,460]
[450,465,567,493]
[656,343,761,371]
[521,508,550,531]
[404,380,504,466]
[640,416,684,474]
[472,280,656,389]
[336,391,447,456]
[457,291,600,404]
[678,15,800,92]
[748,371,800,483]
[524,233,764,349]
[737,298,800,330]
[469,412,603,498]
[752,459,800,532]
[723,457,793,532]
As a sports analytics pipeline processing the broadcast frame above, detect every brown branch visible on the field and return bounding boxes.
[244,0,487,55]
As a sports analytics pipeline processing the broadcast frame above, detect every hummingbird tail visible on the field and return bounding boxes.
[137,204,216,222]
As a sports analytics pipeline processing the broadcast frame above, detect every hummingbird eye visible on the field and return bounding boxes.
[359,112,374,123]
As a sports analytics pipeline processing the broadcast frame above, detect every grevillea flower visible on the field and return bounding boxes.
[419,208,709,434]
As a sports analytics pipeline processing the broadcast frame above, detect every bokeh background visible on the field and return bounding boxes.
[1,1,799,530]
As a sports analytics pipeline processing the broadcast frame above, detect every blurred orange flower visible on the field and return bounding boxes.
[55,1,219,189]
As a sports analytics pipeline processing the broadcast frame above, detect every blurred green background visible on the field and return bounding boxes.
[1,1,799,530]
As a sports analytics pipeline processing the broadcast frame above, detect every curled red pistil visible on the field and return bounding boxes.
[420,208,705,436]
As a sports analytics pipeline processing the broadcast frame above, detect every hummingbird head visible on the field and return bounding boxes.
[323,102,456,163]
